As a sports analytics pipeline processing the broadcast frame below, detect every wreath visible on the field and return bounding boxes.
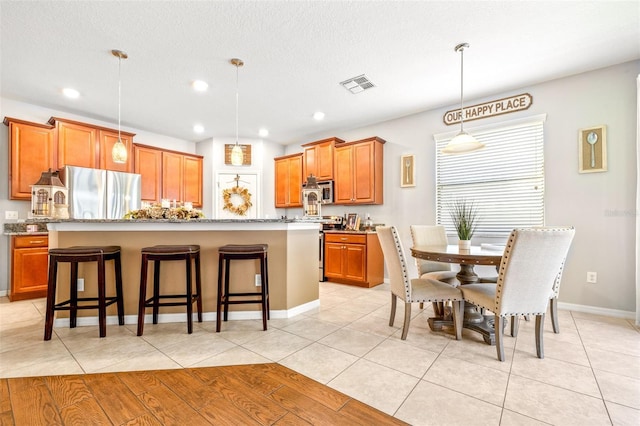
[223,186,253,216]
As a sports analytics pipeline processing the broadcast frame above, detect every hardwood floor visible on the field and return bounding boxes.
[1,363,407,425]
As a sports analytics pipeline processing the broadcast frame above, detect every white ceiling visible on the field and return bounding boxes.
[1,1,639,146]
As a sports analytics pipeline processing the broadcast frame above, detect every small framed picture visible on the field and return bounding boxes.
[346,213,359,231]
[401,154,415,187]
[578,125,607,173]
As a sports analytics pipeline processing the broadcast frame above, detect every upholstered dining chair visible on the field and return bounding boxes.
[460,227,575,361]
[377,226,464,340]
[410,225,458,315]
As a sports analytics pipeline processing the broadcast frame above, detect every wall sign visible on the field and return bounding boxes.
[443,93,533,125]
[224,144,252,165]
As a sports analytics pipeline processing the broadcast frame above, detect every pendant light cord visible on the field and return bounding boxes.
[459,45,465,133]
[235,62,239,146]
[118,55,122,141]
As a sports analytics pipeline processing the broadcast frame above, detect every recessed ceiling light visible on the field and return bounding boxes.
[62,88,80,99]
[192,80,208,92]
[193,124,204,133]
[313,111,325,121]
[259,128,269,137]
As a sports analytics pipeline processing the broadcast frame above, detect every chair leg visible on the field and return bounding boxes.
[137,255,149,336]
[535,314,545,359]
[389,293,397,326]
[510,315,520,337]
[97,255,107,338]
[401,302,411,340]
[495,315,505,361]
[44,258,58,341]
[216,254,224,332]
[69,262,78,329]
[419,302,424,309]
[114,255,125,326]
[452,300,464,340]
[195,253,203,323]
[550,297,559,333]
[185,256,193,334]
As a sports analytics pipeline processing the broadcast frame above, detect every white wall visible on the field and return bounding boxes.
[285,60,640,315]
[1,61,638,315]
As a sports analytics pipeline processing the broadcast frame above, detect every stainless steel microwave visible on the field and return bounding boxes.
[304,180,334,204]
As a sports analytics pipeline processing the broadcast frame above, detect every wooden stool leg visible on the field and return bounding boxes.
[97,254,107,338]
[114,254,125,326]
[216,253,224,332]
[185,256,193,334]
[260,255,267,330]
[195,253,203,323]
[137,254,149,336]
[44,258,58,341]
[69,261,79,329]
[152,260,161,324]
[223,257,231,322]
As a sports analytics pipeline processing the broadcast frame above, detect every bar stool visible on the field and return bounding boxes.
[216,244,270,332]
[137,245,202,336]
[44,246,124,340]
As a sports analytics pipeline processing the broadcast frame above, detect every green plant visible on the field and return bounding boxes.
[448,198,479,240]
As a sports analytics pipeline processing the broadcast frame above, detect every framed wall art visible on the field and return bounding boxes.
[578,125,607,173]
[346,213,359,231]
[401,154,415,187]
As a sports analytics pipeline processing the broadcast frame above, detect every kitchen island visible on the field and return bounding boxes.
[46,219,321,326]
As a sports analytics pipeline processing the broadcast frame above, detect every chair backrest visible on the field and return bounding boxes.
[409,225,452,275]
[377,226,411,301]
[550,259,566,298]
[495,227,575,316]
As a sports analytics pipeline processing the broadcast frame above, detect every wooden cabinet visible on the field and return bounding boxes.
[48,117,135,171]
[302,137,344,183]
[134,144,163,203]
[134,144,203,207]
[4,117,55,200]
[10,235,49,301]
[334,136,385,205]
[324,232,384,287]
[275,153,303,207]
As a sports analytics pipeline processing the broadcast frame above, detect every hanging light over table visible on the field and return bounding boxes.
[441,43,485,154]
[111,49,128,164]
[230,58,244,166]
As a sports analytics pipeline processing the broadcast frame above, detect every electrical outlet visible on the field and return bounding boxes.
[586,272,597,284]
[77,278,84,292]
[255,274,261,286]
[5,211,18,220]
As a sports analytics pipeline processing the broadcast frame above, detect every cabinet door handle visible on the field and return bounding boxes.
[340,237,347,241]
[30,240,45,244]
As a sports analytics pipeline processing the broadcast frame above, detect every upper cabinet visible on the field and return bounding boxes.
[48,117,135,172]
[134,143,203,207]
[4,118,55,200]
[275,153,303,208]
[302,137,344,183]
[334,136,385,205]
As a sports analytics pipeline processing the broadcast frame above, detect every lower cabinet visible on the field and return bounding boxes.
[10,235,49,301]
[324,232,384,287]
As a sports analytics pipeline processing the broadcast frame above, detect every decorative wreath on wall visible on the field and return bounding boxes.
[223,186,253,216]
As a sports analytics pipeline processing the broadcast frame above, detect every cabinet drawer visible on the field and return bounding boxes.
[14,235,48,248]
[325,233,367,245]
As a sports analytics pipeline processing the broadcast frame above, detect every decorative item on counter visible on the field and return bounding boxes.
[448,198,479,250]
[124,203,204,220]
[30,169,68,219]
[222,176,253,216]
[346,213,359,231]
[362,214,374,231]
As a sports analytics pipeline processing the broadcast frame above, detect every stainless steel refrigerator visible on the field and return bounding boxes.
[65,166,141,219]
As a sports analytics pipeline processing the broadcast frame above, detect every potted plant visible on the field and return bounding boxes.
[448,198,479,249]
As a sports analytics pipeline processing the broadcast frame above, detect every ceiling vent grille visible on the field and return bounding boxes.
[340,74,375,94]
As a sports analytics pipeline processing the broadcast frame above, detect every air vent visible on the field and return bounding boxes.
[340,74,375,94]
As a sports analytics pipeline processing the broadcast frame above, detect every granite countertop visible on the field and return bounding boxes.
[323,229,378,234]
[3,222,49,235]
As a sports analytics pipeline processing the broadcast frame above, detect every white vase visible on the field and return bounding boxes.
[458,239,471,250]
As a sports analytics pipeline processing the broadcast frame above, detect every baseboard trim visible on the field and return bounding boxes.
[557,301,635,320]
[52,299,321,328]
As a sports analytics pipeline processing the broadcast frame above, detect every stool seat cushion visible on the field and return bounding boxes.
[141,245,200,255]
[219,244,268,254]
[49,246,121,256]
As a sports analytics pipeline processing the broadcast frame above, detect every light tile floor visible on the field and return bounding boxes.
[1,282,639,425]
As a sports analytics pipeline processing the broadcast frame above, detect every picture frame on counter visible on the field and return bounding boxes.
[578,125,607,173]
[346,213,359,231]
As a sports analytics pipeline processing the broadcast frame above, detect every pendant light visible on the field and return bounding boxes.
[111,49,128,164]
[441,43,484,154]
[230,58,244,166]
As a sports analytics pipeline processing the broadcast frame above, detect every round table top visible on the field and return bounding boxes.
[410,244,504,266]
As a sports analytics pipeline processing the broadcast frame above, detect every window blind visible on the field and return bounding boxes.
[435,114,546,238]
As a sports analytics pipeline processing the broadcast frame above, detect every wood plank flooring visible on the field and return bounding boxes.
[1,363,407,425]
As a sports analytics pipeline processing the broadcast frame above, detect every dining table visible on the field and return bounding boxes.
[410,244,504,344]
